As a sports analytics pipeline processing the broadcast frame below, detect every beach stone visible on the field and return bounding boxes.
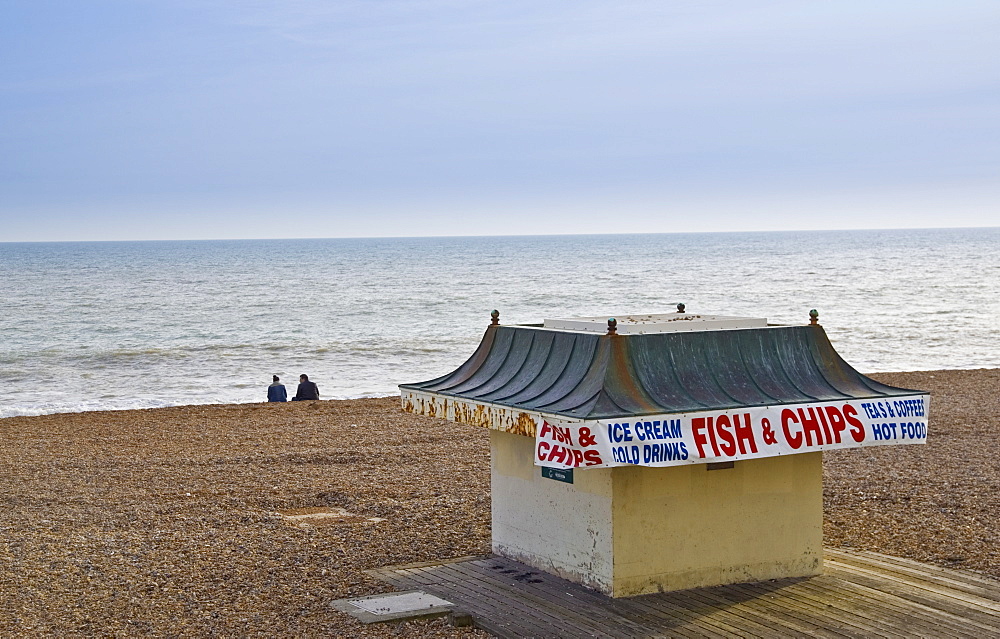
[0,369,997,636]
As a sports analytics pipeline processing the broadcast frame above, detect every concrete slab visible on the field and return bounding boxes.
[330,590,454,624]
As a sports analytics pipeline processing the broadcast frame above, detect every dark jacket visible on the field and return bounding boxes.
[292,381,320,401]
[267,383,287,402]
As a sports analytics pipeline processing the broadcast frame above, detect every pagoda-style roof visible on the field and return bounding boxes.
[399,322,920,420]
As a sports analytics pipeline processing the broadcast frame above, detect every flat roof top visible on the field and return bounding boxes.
[543,313,768,334]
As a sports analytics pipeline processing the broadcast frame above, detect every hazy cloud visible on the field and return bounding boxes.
[1,1,997,240]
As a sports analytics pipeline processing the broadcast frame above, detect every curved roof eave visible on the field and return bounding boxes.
[398,324,924,420]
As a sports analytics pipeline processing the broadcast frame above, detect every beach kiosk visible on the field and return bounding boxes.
[399,310,929,597]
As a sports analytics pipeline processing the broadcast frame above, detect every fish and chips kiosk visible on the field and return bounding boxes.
[400,310,929,597]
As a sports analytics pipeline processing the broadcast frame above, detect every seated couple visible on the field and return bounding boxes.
[267,374,319,402]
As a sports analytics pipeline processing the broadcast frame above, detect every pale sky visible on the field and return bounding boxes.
[2,1,998,241]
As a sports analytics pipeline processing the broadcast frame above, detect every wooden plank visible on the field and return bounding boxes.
[372,554,1000,638]
[414,563,576,639]
[826,559,1000,621]
[827,549,1000,598]
[823,582,988,639]
[825,576,1000,639]
[676,594,790,638]
[790,575,939,638]
[826,549,1000,604]
[662,581,836,638]
[438,561,624,637]
[789,575,979,639]
[814,577,988,639]
[826,562,1000,635]
[627,588,774,638]
[821,572,996,639]
[718,580,860,639]
[732,579,879,638]
[458,560,717,639]
[448,567,616,637]
[432,561,624,638]
[608,587,754,638]
[461,558,725,639]
[602,591,738,639]
[464,557,749,639]
[828,549,1000,596]
[396,560,661,639]
[393,565,536,639]
[782,583,901,639]
[385,564,535,638]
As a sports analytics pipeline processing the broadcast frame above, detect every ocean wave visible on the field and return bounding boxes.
[3,230,999,415]
[8,340,454,359]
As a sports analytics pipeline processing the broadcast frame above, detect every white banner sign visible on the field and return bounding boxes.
[534,395,929,469]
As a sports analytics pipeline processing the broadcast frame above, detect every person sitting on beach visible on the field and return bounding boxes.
[267,375,287,402]
[291,374,320,401]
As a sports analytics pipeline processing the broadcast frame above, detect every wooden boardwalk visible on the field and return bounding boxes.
[369,549,1000,637]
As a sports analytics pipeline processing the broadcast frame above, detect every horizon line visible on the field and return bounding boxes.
[2,224,997,245]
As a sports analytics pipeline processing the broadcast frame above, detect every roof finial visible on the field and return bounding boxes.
[607,318,618,335]
[809,309,819,325]
[676,303,685,313]
[490,309,500,326]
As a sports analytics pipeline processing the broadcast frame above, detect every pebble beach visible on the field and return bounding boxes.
[1,368,997,636]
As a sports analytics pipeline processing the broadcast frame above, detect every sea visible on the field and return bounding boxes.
[1,228,998,419]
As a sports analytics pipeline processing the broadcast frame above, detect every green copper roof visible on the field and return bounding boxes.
[399,324,922,420]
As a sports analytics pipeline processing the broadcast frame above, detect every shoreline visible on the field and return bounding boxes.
[0,391,402,421]
[2,367,995,422]
[1,368,997,635]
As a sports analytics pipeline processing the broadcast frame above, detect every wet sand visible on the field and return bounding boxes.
[0,369,997,636]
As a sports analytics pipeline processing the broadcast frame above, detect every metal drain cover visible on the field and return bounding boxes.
[331,590,455,623]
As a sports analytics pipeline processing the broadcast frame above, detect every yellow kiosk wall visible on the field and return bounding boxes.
[490,430,823,597]
[611,452,823,596]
